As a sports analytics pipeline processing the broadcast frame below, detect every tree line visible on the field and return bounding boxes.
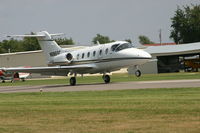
[0,37,74,54]
[0,4,199,54]
[0,34,153,54]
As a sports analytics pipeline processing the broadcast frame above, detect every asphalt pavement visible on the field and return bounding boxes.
[0,79,200,93]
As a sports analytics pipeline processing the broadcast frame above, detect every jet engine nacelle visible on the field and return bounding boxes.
[53,53,74,64]
[65,53,73,63]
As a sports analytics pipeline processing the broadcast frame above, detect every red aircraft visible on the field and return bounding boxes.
[0,70,30,83]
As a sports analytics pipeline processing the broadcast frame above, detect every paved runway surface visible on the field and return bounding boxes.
[0,79,200,93]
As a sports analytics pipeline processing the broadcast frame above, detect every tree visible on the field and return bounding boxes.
[92,34,114,44]
[0,39,23,53]
[124,39,132,43]
[22,37,41,51]
[170,4,200,44]
[55,37,74,45]
[0,42,2,53]
[138,35,154,44]
[0,40,11,53]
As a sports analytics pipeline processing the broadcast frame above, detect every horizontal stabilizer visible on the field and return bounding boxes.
[7,32,64,38]
[7,34,45,38]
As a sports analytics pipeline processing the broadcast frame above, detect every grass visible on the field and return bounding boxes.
[0,88,200,133]
[1,72,200,86]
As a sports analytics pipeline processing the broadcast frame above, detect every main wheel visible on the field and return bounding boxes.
[135,70,141,77]
[70,77,76,86]
[103,75,110,84]
[21,78,25,82]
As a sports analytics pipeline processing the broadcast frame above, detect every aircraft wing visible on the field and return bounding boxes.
[2,64,96,76]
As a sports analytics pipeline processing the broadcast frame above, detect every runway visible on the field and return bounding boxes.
[0,79,200,93]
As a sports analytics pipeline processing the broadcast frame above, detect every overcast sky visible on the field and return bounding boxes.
[0,0,199,45]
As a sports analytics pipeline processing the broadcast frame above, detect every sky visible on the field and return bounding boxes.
[0,0,199,45]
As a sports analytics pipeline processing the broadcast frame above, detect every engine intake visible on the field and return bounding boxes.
[66,53,73,62]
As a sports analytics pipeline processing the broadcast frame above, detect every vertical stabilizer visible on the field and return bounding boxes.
[36,31,63,64]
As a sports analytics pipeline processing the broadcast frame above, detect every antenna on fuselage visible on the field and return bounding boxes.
[96,41,100,45]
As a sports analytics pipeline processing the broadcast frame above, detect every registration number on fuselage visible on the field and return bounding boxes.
[49,50,61,57]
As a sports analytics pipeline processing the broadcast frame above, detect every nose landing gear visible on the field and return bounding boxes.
[135,70,141,77]
[133,65,141,77]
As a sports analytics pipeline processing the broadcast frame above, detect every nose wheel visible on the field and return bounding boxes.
[135,70,141,77]
[102,75,110,84]
[70,77,76,86]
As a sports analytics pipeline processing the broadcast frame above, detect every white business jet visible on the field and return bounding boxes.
[5,31,151,85]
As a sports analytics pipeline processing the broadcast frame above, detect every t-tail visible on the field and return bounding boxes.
[7,31,64,64]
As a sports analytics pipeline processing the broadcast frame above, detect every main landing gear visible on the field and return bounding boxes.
[70,77,76,86]
[102,74,110,84]
[68,74,111,86]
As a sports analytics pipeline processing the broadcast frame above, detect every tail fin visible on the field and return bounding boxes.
[8,31,64,64]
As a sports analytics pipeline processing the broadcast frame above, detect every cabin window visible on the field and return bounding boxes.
[77,54,80,60]
[82,53,85,59]
[105,48,109,54]
[87,52,90,58]
[99,49,102,55]
[93,51,96,57]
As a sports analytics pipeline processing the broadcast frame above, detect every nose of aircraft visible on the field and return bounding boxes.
[139,49,152,59]
[118,48,152,59]
[117,48,152,65]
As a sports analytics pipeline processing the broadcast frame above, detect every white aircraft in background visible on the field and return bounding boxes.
[4,31,151,85]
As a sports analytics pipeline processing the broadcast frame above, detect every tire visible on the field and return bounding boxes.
[70,77,76,86]
[103,75,110,84]
[135,70,141,77]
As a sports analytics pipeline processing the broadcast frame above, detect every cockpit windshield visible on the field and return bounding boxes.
[115,43,133,52]
[111,44,120,51]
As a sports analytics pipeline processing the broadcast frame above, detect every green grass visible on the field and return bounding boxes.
[1,72,200,86]
[0,88,200,133]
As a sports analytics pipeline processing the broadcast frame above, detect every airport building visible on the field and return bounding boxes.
[1,42,200,77]
[131,42,200,74]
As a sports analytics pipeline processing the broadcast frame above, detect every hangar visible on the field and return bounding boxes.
[129,42,200,74]
[1,42,200,77]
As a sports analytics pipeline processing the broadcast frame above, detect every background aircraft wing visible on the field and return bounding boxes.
[2,64,96,76]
